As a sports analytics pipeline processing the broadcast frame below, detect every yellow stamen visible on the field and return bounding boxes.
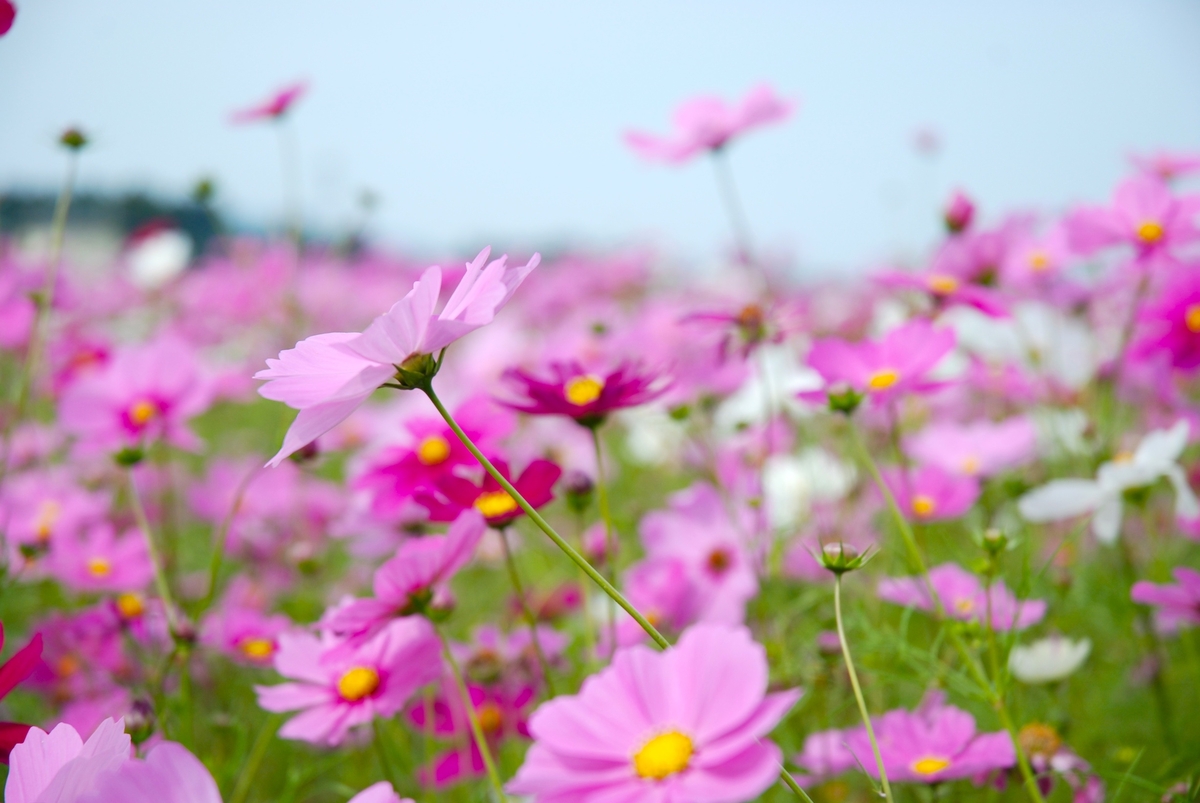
[912,756,951,775]
[34,500,61,541]
[961,455,981,475]
[707,548,731,574]
[954,598,975,615]
[239,638,276,660]
[911,494,937,518]
[633,731,693,780]
[1185,304,1200,334]
[1111,451,1134,464]
[564,375,604,406]
[129,399,158,426]
[927,274,959,294]
[417,435,451,466]
[1028,250,1051,272]
[87,557,112,578]
[867,369,899,391]
[337,666,380,702]
[477,701,504,734]
[116,592,144,618]
[57,655,80,677]
[1136,220,1164,244]
[474,489,519,519]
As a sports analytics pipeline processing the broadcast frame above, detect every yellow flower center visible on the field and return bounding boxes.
[128,399,158,426]
[337,666,380,701]
[416,435,451,466]
[911,494,937,518]
[1185,304,1200,334]
[927,274,959,294]
[115,592,144,618]
[1018,723,1063,759]
[866,369,899,391]
[57,655,80,677]
[1111,450,1134,464]
[564,375,605,406]
[477,701,504,734]
[239,638,276,660]
[961,455,980,475]
[1136,220,1164,244]
[1028,250,1051,272]
[954,597,975,615]
[912,756,951,775]
[474,489,519,519]
[34,500,61,541]
[633,731,693,780]
[87,557,112,577]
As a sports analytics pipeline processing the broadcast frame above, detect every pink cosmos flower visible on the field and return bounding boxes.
[0,470,109,566]
[1131,567,1200,633]
[878,563,1047,631]
[943,190,976,234]
[1130,264,1200,371]
[1064,176,1200,257]
[255,617,442,746]
[507,623,801,803]
[0,1,14,36]
[876,269,1009,318]
[58,336,213,454]
[881,465,981,521]
[347,782,414,803]
[454,624,568,687]
[804,320,956,405]
[230,81,307,123]
[200,595,293,667]
[1129,150,1200,182]
[84,740,221,803]
[256,248,540,466]
[793,728,859,784]
[848,693,1015,784]
[501,360,670,426]
[614,557,696,647]
[49,524,154,593]
[4,718,130,803]
[322,510,486,642]
[1001,228,1075,287]
[624,84,797,164]
[414,459,561,528]
[0,623,42,763]
[905,418,1037,478]
[0,265,36,349]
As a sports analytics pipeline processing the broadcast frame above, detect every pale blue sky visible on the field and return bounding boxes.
[1,1,1198,274]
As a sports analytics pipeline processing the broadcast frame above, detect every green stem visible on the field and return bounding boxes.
[437,628,506,802]
[1117,535,1176,750]
[198,464,260,614]
[574,513,598,667]
[422,383,669,649]
[589,425,619,652]
[127,468,182,635]
[373,719,400,789]
[498,527,558,697]
[835,576,895,803]
[229,715,280,803]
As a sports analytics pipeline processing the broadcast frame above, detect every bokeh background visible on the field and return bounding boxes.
[1,0,1198,272]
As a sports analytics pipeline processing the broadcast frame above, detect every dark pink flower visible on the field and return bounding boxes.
[944,190,976,233]
[1130,264,1200,371]
[415,459,561,528]
[501,361,670,426]
[0,1,15,36]
[878,563,1047,631]
[624,84,797,164]
[0,623,42,763]
[1131,567,1200,633]
[230,81,307,123]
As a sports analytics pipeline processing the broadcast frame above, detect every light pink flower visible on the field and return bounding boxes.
[1131,567,1200,633]
[881,465,980,521]
[793,728,860,784]
[804,320,956,405]
[256,248,540,466]
[83,741,221,803]
[905,418,1037,478]
[255,617,442,746]
[347,781,414,803]
[1129,150,1200,182]
[48,524,153,594]
[1064,175,1200,258]
[507,623,801,803]
[230,81,307,123]
[878,563,1047,631]
[200,591,293,667]
[4,718,130,803]
[624,84,796,164]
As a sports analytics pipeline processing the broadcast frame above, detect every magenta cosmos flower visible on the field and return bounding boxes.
[906,418,1037,478]
[230,80,307,123]
[501,360,670,427]
[1131,567,1200,633]
[804,320,955,406]
[625,84,797,164]
[0,623,42,763]
[1065,175,1200,258]
[256,617,442,746]
[0,1,14,36]
[256,248,539,466]
[881,465,980,521]
[1131,264,1200,371]
[849,693,1015,784]
[943,190,976,233]
[878,563,1046,631]
[507,623,801,803]
[415,459,561,528]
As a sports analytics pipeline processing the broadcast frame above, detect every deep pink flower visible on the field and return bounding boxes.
[0,1,14,36]
[1131,264,1200,371]
[256,248,539,466]
[0,623,42,763]
[1129,150,1200,182]
[49,524,154,594]
[943,190,976,234]
[849,693,1015,784]
[1064,176,1200,257]
[4,718,130,803]
[507,623,801,803]
[624,84,796,164]
[414,459,561,528]
[255,617,442,746]
[501,360,670,426]
[230,81,307,123]
[881,465,981,521]
[878,563,1047,631]
[905,418,1037,478]
[804,320,956,405]
[1131,567,1200,633]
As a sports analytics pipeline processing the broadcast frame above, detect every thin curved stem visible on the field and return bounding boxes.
[437,628,506,802]
[835,576,894,803]
[228,715,280,803]
[498,527,558,697]
[198,464,260,614]
[127,468,181,636]
[710,147,754,266]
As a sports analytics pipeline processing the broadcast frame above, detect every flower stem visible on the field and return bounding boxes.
[126,468,182,636]
[229,715,280,803]
[372,718,400,790]
[834,575,895,803]
[421,383,670,650]
[710,147,754,266]
[198,464,260,614]
[588,425,619,652]
[497,527,558,697]
[436,628,506,802]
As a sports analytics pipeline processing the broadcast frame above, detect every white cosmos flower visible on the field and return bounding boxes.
[1009,636,1092,684]
[128,228,192,289]
[1017,420,1198,544]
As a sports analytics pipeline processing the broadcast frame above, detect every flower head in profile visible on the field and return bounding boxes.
[230,80,308,123]
[501,361,670,428]
[1131,567,1200,633]
[793,727,860,785]
[255,617,442,746]
[878,563,1047,631]
[881,465,980,522]
[624,83,797,164]
[507,623,801,803]
[0,623,42,763]
[256,248,539,466]
[415,460,561,528]
[1008,636,1092,684]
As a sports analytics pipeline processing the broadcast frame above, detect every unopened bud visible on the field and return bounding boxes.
[826,383,863,416]
[59,127,89,151]
[393,352,440,390]
[819,541,873,575]
[562,470,594,514]
[943,190,975,234]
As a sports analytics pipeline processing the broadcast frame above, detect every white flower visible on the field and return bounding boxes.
[128,228,192,289]
[1018,420,1198,544]
[762,448,856,530]
[1009,636,1092,684]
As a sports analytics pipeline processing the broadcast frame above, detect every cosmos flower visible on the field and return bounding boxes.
[905,418,1037,478]
[875,269,1009,318]
[793,728,860,785]
[0,623,42,763]
[507,623,801,803]
[1131,567,1200,633]
[1018,420,1198,544]
[1064,175,1200,258]
[256,248,539,466]
[48,523,154,594]
[881,465,981,522]
[943,190,976,233]
[500,361,670,427]
[83,741,222,803]
[877,563,1047,631]
[804,320,956,406]
[230,81,308,123]
[624,84,796,164]
[255,617,442,746]
[5,718,130,803]
[1008,636,1092,684]
[1129,150,1200,182]
[1130,264,1200,371]
[414,460,561,528]
[346,782,414,803]
[200,597,293,667]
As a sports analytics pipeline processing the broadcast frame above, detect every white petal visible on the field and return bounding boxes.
[1092,498,1124,544]
[1017,479,1104,522]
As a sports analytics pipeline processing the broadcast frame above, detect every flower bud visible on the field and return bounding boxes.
[113,447,144,467]
[125,698,157,744]
[393,352,440,390]
[59,127,89,151]
[818,541,874,575]
[943,190,975,234]
[826,383,863,416]
[562,470,595,514]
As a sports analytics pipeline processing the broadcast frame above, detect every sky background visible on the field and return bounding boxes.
[1,1,1198,275]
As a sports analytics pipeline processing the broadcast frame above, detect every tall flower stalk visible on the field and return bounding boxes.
[436,628,506,802]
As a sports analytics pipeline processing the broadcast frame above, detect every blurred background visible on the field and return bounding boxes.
[1,0,1198,275]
